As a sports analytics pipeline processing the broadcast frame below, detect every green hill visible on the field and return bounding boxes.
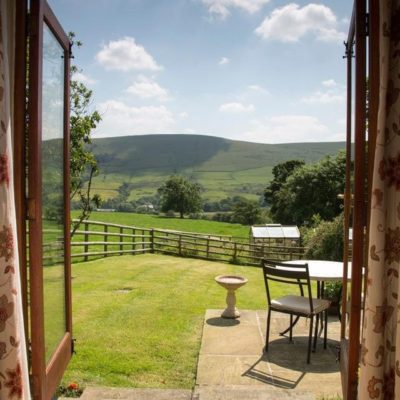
[89,134,346,202]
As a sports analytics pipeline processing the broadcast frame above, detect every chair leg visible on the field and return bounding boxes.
[289,314,293,342]
[307,316,314,364]
[265,308,271,352]
[324,310,328,349]
[313,314,319,352]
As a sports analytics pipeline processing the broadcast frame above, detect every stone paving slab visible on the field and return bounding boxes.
[80,387,192,400]
[193,385,315,400]
[197,310,342,399]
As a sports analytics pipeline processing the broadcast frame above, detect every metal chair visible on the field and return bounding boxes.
[261,259,331,363]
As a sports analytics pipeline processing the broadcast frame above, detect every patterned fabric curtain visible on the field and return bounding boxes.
[0,1,31,399]
[359,1,400,399]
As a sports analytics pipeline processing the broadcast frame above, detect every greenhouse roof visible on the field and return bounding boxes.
[251,224,300,239]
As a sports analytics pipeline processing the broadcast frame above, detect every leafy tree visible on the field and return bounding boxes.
[264,159,305,212]
[158,176,202,218]
[69,33,102,235]
[270,152,346,225]
[231,199,262,225]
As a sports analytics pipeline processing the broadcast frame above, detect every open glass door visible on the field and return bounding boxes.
[27,1,72,398]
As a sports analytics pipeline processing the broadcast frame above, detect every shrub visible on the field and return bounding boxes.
[303,213,344,302]
[303,213,344,261]
[165,210,176,218]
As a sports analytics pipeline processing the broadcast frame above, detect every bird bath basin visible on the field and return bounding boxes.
[215,275,248,318]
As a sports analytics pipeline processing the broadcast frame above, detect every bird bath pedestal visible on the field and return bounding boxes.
[215,275,248,318]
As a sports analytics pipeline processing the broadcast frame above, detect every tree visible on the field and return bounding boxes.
[69,33,102,235]
[264,159,305,213]
[231,199,262,225]
[158,176,202,218]
[269,152,346,225]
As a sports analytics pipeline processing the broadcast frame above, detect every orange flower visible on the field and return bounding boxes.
[68,382,79,390]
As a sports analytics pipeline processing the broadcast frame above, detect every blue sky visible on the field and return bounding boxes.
[49,0,351,144]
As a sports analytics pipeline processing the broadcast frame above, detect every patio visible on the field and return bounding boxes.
[196,310,341,399]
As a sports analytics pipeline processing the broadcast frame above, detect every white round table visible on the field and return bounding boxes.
[284,260,352,282]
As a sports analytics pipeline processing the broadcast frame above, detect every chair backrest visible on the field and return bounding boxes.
[261,259,314,313]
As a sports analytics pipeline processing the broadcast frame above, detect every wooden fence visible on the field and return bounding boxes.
[71,219,305,265]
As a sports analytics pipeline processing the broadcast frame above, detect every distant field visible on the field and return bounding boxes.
[91,168,268,202]
[87,134,346,202]
[71,211,250,238]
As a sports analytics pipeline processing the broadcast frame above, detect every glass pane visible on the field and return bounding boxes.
[42,23,66,362]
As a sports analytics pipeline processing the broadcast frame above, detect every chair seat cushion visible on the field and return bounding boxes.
[271,295,330,315]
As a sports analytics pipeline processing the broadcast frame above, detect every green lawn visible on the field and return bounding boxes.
[71,211,250,238]
[62,254,292,389]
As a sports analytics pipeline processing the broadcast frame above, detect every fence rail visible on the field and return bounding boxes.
[71,219,305,265]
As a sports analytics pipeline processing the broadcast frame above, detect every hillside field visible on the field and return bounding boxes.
[88,134,346,202]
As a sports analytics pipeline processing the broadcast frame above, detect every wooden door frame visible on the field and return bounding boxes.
[340,1,379,398]
[27,0,72,398]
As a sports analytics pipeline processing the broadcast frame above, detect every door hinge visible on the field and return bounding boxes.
[26,198,36,220]
[71,337,77,354]
[365,12,370,37]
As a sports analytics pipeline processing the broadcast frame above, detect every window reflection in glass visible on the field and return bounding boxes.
[42,23,66,362]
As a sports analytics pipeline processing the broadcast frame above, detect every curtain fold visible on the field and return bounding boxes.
[359,1,400,399]
[0,1,31,399]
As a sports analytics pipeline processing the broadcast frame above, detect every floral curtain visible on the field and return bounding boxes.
[0,1,31,399]
[359,1,400,399]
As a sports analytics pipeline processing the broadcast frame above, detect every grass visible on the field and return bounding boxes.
[62,254,294,389]
[71,211,250,238]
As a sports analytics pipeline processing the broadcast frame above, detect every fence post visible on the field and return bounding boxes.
[178,235,182,256]
[119,227,124,255]
[206,238,210,258]
[84,221,89,262]
[104,224,108,257]
[233,242,237,261]
[142,230,145,250]
[150,229,154,253]
[132,228,135,253]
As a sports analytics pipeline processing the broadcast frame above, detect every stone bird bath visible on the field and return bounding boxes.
[215,275,248,318]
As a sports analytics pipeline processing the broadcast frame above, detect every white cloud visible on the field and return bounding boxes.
[126,75,170,101]
[255,3,346,43]
[322,79,337,87]
[218,57,230,65]
[179,112,189,118]
[242,115,330,143]
[301,91,344,104]
[96,37,162,71]
[219,102,255,113]
[202,0,270,19]
[72,71,96,85]
[95,100,175,137]
[301,80,345,105]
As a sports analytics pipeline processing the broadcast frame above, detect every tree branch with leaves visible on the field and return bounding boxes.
[69,33,102,236]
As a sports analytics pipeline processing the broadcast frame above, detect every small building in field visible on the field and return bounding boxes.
[250,224,300,247]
